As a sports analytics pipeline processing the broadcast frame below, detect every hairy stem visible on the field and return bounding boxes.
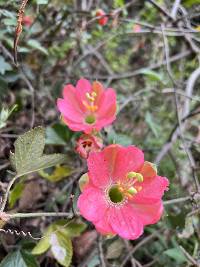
[8,212,74,219]
[0,175,19,212]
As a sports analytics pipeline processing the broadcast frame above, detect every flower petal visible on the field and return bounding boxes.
[97,89,117,119]
[132,175,169,205]
[63,84,85,112]
[110,204,143,240]
[140,161,157,178]
[57,99,83,122]
[103,145,144,182]
[131,201,164,226]
[77,186,108,222]
[76,78,92,100]
[62,116,94,133]
[95,209,115,235]
[87,151,110,188]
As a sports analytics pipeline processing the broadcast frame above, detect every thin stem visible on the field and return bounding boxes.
[0,175,19,212]
[8,212,74,219]
[163,196,190,205]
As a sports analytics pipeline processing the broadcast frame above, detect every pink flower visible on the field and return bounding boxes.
[23,15,33,27]
[96,9,108,26]
[57,79,116,134]
[78,145,169,240]
[133,24,141,33]
[75,134,103,159]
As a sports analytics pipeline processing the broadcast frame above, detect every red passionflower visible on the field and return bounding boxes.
[96,9,108,26]
[57,79,116,134]
[78,145,169,240]
[75,134,103,159]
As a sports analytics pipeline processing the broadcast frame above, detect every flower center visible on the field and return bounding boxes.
[83,91,98,113]
[85,114,96,124]
[108,185,124,203]
[117,171,144,199]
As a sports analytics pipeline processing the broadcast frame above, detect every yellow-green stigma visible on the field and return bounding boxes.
[85,114,96,124]
[108,185,124,204]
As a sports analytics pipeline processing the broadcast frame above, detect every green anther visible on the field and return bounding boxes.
[127,172,137,179]
[136,173,143,182]
[127,187,137,195]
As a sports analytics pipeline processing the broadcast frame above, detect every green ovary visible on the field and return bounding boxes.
[108,186,124,203]
[85,114,96,124]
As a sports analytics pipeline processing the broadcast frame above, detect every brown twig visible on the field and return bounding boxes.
[14,0,29,66]
[161,24,199,191]
[179,246,200,267]
[120,231,162,267]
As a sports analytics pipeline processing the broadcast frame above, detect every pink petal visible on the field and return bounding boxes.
[87,151,110,188]
[62,84,85,111]
[76,78,92,101]
[92,81,104,104]
[95,116,116,130]
[62,116,96,133]
[57,99,83,122]
[103,145,144,182]
[95,209,115,235]
[132,175,169,205]
[110,205,143,240]
[77,186,108,222]
[130,201,164,226]
[97,89,117,119]
[140,161,157,178]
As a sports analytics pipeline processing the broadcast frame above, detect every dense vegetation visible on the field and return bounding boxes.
[0,0,200,266]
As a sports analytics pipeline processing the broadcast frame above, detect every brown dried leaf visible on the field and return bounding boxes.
[19,180,42,210]
[73,230,98,259]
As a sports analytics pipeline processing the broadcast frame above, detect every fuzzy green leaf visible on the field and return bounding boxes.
[0,250,39,267]
[10,127,67,176]
[50,232,73,267]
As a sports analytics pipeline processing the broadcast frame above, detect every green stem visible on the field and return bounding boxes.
[164,196,190,205]
[8,212,74,219]
[0,175,19,212]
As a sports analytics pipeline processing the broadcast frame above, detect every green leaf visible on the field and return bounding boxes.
[27,40,48,55]
[0,56,12,75]
[50,219,87,238]
[0,105,18,129]
[139,69,164,83]
[0,250,39,267]
[59,221,87,238]
[183,0,199,7]
[108,130,132,146]
[49,232,73,267]
[46,123,73,145]
[39,165,73,182]
[145,112,159,137]
[36,0,49,4]
[9,181,25,208]
[10,126,67,176]
[164,248,187,264]
[32,226,54,255]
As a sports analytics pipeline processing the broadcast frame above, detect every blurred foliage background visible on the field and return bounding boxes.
[0,0,200,266]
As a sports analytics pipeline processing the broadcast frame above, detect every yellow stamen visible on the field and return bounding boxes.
[83,101,98,112]
[91,92,97,97]
[84,91,98,112]
[86,93,95,102]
